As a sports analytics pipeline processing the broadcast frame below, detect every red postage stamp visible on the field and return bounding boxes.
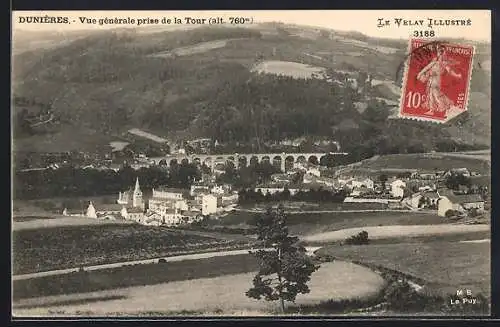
[398,39,475,123]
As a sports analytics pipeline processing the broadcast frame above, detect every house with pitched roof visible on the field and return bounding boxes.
[406,191,440,210]
[390,179,406,198]
[437,191,485,217]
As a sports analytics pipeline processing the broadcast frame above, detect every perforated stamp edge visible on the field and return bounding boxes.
[396,38,475,124]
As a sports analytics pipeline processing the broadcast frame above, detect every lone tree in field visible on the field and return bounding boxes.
[246,205,319,313]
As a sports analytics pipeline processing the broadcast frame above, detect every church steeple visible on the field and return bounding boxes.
[134,177,140,193]
[132,177,143,209]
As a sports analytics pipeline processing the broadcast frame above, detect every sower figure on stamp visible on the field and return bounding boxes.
[416,45,462,116]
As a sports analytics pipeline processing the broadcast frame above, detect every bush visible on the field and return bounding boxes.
[345,230,369,245]
[383,279,429,312]
[468,208,480,218]
[445,209,460,218]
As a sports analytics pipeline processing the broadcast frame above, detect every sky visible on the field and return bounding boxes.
[12,10,491,42]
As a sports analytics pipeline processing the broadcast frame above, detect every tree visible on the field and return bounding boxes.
[216,164,238,184]
[246,206,319,313]
[379,174,388,192]
[357,71,368,94]
[418,196,426,208]
[344,230,369,245]
[469,208,479,218]
[445,173,471,191]
[445,209,458,218]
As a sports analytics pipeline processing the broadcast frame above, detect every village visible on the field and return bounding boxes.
[63,153,489,227]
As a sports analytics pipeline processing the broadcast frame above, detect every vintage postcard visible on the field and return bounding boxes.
[11,10,491,318]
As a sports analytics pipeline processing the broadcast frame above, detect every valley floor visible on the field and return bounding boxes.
[13,261,384,317]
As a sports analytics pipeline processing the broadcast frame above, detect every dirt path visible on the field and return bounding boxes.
[163,227,255,243]
[13,246,320,281]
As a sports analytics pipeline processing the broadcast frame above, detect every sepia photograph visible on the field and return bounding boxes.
[11,10,491,317]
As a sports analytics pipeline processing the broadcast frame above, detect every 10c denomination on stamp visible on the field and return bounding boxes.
[398,39,475,123]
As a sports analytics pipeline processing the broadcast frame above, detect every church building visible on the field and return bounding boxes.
[81,177,146,221]
[117,177,145,210]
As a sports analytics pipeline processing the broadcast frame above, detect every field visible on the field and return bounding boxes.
[251,60,325,79]
[109,141,129,151]
[13,261,384,316]
[13,224,250,275]
[13,195,129,219]
[13,253,259,299]
[13,125,118,154]
[243,201,389,211]
[13,217,134,232]
[127,128,168,143]
[334,37,400,54]
[355,153,491,175]
[13,25,490,155]
[214,210,448,236]
[150,39,234,57]
[316,241,490,298]
[302,224,490,244]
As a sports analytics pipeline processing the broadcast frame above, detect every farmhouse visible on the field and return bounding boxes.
[437,193,485,217]
[130,162,151,170]
[254,183,300,196]
[294,162,321,176]
[271,173,294,184]
[202,194,218,215]
[411,171,445,180]
[211,184,232,195]
[303,174,337,188]
[347,178,375,190]
[143,212,163,226]
[152,187,186,201]
[85,202,123,219]
[390,179,407,198]
[407,192,423,209]
[444,168,471,178]
[286,167,303,176]
[406,191,440,210]
[121,206,145,221]
[62,208,85,217]
[418,185,435,192]
[423,192,440,207]
[181,210,201,224]
[280,137,306,147]
[164,209,183,226]
[350,186,371,197]
[343,197,399,204]
[190,183,211,196]
[220,192,239,204]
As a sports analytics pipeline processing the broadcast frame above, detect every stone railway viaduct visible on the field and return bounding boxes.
[149,152,348,172]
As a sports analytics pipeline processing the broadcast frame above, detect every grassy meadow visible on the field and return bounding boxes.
[356,153,490,175]
[13,261,384,316]
[316,241,490,298]
[211,210,448,236]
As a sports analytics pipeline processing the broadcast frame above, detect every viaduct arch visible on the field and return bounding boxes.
[149,152,348,172]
